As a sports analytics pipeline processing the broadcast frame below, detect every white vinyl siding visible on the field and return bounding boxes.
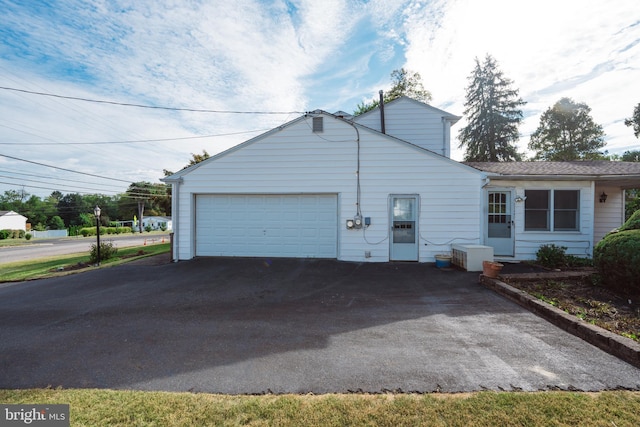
[354,97,453,156]
[593,186,624,244]
[171,113,484,262]
[195,194,337,258]
[492,180,593,259]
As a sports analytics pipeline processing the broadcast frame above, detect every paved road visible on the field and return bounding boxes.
[0,234,170,264]
[0,257,638,393]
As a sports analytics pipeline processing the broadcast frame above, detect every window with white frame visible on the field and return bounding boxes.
[524,189,579,231]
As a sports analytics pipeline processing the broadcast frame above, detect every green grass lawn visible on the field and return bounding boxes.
[0,389,638,426]
[0,243,170,282]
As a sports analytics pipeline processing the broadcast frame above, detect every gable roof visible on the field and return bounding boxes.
[353,96,461,124]
[164,109,483,181]
[465,161,640,188]
[0,210,27,218]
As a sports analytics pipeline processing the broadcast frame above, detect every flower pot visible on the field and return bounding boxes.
[482,260,504,278]
[435,254,452,268]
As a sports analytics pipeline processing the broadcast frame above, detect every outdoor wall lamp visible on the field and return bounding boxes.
[514,195,526,202]
[599,192,608,203]
[94,205,101,264]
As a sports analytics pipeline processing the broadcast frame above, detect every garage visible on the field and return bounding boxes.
[195,194,338,258]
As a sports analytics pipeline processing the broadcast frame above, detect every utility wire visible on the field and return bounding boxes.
[0,129,270,145]
[0,86,304,115]
[0,152,132,183]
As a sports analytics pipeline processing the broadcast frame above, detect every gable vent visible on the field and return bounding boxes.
[312,117,323,133]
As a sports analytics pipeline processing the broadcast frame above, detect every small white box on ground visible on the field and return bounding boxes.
[451,244,494,272]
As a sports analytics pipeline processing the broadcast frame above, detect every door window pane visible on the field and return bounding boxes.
[393,198,415,221]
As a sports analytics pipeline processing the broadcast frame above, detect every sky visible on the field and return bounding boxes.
[0,0,639,199]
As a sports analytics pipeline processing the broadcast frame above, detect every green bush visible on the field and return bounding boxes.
[79,226,131,237]
[536,244,567,268]
[25,233,32,241]
[619,209,640,231]
[89,241,118,264]
[0,229,10,240]
[594,229,640,296]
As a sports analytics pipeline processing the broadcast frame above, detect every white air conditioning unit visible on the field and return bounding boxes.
[451,244,494,272]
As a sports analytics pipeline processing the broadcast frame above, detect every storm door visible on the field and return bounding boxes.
[390,195,419,261]
[486,190,514,256]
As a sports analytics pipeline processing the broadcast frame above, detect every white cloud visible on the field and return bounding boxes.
[1,0,638,199]
[403,0,640,159]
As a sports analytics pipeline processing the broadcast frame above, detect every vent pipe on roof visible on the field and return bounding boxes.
[379,90,386,134]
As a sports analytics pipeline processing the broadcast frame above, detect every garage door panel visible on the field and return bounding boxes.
[196,194,337,258]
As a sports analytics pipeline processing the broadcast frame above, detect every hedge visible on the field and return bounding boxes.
[79,226,132,237]
[594,229,640,296]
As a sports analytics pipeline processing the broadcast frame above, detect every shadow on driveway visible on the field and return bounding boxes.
[0,257,638,393]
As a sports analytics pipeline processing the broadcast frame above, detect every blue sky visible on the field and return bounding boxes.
[0,0,639,198]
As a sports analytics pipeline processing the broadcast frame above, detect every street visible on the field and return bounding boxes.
[0,233,170,265]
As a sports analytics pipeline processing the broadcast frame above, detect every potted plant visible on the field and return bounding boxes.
[482,260,504,278]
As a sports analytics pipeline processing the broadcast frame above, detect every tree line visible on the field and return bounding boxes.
[357,56,640,163]
[0,182,169,234]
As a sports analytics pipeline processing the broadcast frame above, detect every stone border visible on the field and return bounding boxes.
[479,275,640,369]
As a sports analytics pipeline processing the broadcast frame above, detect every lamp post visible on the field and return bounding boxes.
[94,205,101,265]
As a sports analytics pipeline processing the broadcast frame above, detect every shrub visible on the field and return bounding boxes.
[25,233,32,241]
[536,244,567,269]
[145,225,152,232]
[80,228,95,237]
[0,229,10,240]
[89,241,118,264]
[594,229,640,296]
[619,209,640,231]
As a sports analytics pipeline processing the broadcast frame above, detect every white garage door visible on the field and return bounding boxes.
[195,194,338,258]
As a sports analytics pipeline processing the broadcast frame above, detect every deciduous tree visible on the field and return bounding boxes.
[624,103,640,138]
[354,68,432,115]
[528,97,606,161]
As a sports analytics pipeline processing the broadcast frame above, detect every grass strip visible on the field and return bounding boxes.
[0,243,170,282]
[0,389,638,426]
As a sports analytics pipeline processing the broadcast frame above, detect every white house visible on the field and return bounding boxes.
[0,211,28,231]
[141,216,172,231]
[163,97,640,263]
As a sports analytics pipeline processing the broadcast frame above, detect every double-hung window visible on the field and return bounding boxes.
[524,189,579,231]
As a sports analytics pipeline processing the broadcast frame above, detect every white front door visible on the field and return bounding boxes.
[485,190,514,256]
[390,195,419,261]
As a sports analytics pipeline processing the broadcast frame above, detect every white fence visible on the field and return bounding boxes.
[29,230,69,239]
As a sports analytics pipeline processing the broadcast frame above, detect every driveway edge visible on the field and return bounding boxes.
[479,275,640,369]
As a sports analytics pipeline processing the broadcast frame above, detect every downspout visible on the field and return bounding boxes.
[379,90,386,134]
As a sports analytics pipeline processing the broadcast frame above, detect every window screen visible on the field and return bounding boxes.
[554,190,579,230]
[524,190,549,231]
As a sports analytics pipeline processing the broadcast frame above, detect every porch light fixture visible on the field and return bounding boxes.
[599,192,608,203]
[515,195,526,203]
[94,205,101,264]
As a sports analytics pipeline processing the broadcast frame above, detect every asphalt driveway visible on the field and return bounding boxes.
[0,257,638,393]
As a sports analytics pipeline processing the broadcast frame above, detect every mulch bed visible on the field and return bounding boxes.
[501,271,640,343]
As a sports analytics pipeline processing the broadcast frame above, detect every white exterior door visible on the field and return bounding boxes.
[195,194,337,258]
[390,195,419,261]
[485,190,514,256]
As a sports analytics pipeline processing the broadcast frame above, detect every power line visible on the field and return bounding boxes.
[0,152,131,183]
[0,129,270,145]
[0,86,304,115]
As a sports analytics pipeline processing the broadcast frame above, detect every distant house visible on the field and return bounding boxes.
[141,216,172,231]
[0,211,28,231]
[162,96,640,263]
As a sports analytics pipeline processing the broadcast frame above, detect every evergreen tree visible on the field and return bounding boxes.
[354,68,432,115]
[458,54,525,162]
[528,97,606,161]
[624,103,640,138]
